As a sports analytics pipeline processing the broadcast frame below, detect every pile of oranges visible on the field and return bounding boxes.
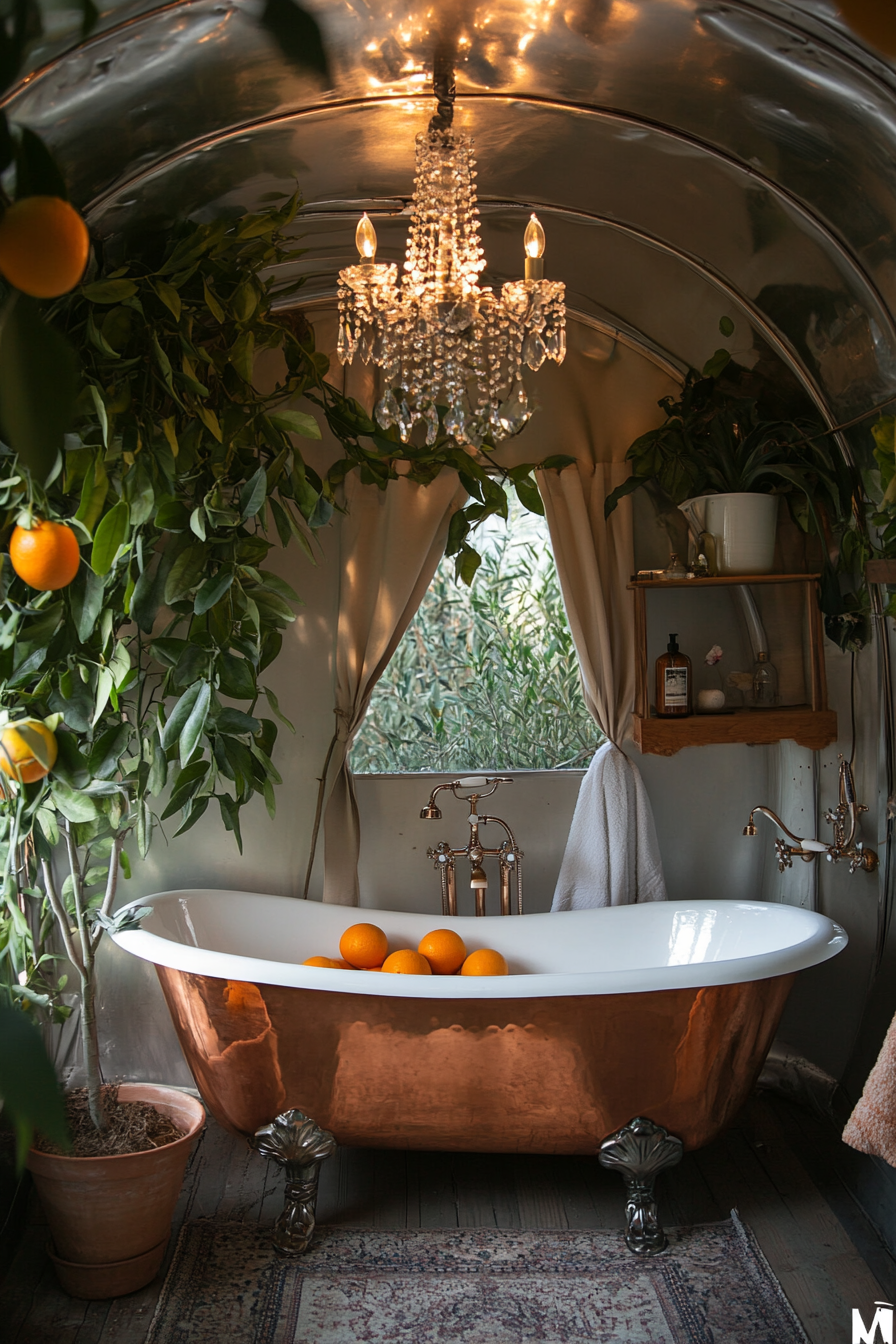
[303,923,509,977]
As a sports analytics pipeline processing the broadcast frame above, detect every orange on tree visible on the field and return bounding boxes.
[460,948,509,976]
[339,922,389,969]
[0,196,90,299]
[10,519,80,591]
[0,718,58,784]
[382,949,432,975]
[418,928,467,975]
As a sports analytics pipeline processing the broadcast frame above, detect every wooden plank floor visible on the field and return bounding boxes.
[2,1091,895,1344]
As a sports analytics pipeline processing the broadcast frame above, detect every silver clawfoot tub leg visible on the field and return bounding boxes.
[251,1109,337,1256]
[598,1116,684,1256]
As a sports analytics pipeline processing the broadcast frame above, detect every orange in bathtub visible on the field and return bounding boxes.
[418,928,467,975]
[339,922,389,969]
[460,949,509,976]
[382,949,432,975]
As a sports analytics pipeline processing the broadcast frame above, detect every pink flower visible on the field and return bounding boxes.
[704,645,723,666]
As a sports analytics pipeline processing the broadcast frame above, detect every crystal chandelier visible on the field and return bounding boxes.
[336,71,566,450]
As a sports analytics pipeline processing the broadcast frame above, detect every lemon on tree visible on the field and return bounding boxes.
[0,716,58,784]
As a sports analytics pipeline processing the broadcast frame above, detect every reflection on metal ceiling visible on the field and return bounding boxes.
[6,0,896,422]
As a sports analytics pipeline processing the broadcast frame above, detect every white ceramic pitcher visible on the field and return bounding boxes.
[678,493,778,575]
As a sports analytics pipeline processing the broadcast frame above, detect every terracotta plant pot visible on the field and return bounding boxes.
[27,1083,205,1300]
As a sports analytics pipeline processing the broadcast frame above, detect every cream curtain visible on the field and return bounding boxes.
[536,461,636,746]
[320,470,467,905]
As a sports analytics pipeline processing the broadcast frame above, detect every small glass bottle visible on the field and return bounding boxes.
[656,633,692,717]
[750,651,779,708]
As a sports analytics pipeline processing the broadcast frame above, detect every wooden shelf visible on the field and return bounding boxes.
[632,707,839,756]
[630,572,836,754]
[628,573,820,590]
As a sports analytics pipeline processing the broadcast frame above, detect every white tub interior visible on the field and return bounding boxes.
[112,889,848,1000]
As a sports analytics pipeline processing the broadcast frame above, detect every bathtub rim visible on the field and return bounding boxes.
[111,889,848,1000]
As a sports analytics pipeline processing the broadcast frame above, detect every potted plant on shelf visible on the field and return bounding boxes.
[603,327,865,646]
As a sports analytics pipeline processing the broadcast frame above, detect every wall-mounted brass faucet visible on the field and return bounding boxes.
[743,756,878,874]
[420,776,524,916]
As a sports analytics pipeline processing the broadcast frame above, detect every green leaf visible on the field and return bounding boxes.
[50,729,91,788]
[124,456,155,528]
[217,653,256,700]
[50,779,99,824]
[152,333,174,387]
[263,684,295,731]
[153,280,182,322]
[92,665,114,725]
[160,759,210,819]
[260,0,331,78]
[231,281,257,324]
[173,795,210,837]
[75,454,109,534]
[229,329,255,383]
[217,793,243,852]
[455,544,482,586]
[203,280,225,323]
[268,408,322,439]
[0,293,79,483]
[81,278,138,304]
[179,679,211,763]
[0,1005,69,1170]
[216,706,260,735]
[701,348,731,380]
[155,500,191,532]
[91,499,129,575]
[513,475,544,515]
[194,569,233,616]
[164,543,206,602]
[160,681,203,751]
[194,404,222,442]
[719,316,735,338]
[240,465,267,521]
[88,384,109,448]
[190,507,207,541]
[131,550,170,633]
[88,721,131,779]
[69,563,104,642]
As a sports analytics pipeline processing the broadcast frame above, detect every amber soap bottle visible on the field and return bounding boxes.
[656,633,692,717]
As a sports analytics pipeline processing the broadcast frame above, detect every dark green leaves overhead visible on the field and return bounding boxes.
[0,293,79,482]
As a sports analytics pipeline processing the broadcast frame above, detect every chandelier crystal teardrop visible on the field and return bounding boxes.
[336,94,566,450]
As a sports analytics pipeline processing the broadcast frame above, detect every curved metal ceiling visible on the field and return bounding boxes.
[7,0,896,424]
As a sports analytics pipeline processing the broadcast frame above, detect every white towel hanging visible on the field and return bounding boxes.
[551,741,668,909]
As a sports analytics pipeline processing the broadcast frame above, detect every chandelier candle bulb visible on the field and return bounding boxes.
[355,213,377,263]
[524,213,545,281]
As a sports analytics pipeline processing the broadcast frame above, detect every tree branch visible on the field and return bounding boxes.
[41,857,84,978]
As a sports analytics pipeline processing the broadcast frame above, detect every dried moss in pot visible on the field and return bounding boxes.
[32,1084,184,1157]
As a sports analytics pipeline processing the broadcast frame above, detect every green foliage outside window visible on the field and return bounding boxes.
[352,507,603,774]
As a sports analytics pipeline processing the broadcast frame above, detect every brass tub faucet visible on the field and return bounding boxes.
[420,776,524,916]
[744,756,878,874]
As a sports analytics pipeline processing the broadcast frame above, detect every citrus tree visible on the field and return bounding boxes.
[0,194,569,1136]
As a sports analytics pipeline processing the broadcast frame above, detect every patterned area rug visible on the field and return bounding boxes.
[146,1218,809,1344]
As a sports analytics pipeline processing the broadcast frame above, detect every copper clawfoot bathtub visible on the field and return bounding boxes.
[114,892,847,1252]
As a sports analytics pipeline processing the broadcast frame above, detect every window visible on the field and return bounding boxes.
[351,502,603,773]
